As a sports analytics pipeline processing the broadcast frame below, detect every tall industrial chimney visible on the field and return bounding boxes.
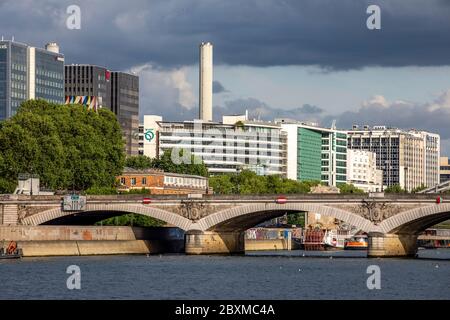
[199,42,213,121]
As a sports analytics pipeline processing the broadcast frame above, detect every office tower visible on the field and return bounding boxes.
[65,65,139,156]
[139,114,287,176]
[0,40,64,120]
[277,119,347,187]
[111,71,139,156]
[347,125,440,191]
[199,42,213,121]
[64,64,111,110]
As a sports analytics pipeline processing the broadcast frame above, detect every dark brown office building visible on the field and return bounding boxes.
[65,65,139,156]
[111,71,139,156]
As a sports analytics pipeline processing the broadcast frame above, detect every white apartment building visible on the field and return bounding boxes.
[347,149,383,192]
[139,114,287,176]
[348,126,440,191]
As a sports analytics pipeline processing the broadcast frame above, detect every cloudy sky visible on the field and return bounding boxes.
[2,0,450,152]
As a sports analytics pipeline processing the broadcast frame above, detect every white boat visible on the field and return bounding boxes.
[323,230,346,249]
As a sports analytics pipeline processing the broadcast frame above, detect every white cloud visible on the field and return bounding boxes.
[427,90,450,112]
[129,64,196,120]
[362,95,389,108]
[332,89,450,143]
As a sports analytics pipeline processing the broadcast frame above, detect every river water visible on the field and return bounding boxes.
[0,249,449,299]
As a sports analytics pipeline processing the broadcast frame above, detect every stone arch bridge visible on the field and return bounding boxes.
[0,193,448,257]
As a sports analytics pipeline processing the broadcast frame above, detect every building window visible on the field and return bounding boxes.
[142,177,147,185]
[131,178,136,186]
[120,177,125,185]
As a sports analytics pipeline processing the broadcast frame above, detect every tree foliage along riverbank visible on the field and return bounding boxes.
[0,100,125,193]
[209,170,321,194]
[125,152,209,177]
[95,214,165,227]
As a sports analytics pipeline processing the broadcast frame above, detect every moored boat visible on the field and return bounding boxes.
[344,235,368,250]
[0,241,23,259]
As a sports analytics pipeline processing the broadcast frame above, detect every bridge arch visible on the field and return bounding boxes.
[20,203,192,231]
[193,202,377,233]
[379,203,450,234]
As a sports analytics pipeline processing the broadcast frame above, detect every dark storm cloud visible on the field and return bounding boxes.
[298,104,323,114]
[212,98,323,122]
[212,81,227,94]
[1,0,450,70]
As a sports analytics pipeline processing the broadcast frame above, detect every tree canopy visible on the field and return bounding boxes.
[384,184,406,193]
[338,183,365,194]
[125,150,208,177]
[0,99,125,193]
[209,170,320,195]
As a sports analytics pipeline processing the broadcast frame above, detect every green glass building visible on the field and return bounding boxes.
[279,121,347,186]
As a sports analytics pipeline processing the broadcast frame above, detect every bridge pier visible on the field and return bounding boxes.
[368,233,418,258]
[185,230,245,255]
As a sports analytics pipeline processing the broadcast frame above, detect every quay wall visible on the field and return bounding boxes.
[18,240,151,257]
[245,239,291,251]
[0,226,185,256]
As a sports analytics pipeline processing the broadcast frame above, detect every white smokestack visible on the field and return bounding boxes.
[199,42,213,121]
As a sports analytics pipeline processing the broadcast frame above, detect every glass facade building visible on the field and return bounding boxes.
[0,41,28,119]
[138,114,288,176]
[111,72,140,156]
[34,49,65,103]
[65,65,139,156]
[0,40,64,121]
[278,120,347,187]
[157,120,288,176]
[297,127,322,181]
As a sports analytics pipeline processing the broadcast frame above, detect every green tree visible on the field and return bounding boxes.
[287,212,305,227]
[209,175,235,194]
[152,149,208,177]
[384,184,406,193]
[411,184,427,193]
[338,183,365,194]
[125,155,153,169]
[0,99,125,193]
[96,214,165,227]
[208,170,320,195]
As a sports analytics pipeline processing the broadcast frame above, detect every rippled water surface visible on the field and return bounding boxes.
[1,249,449,299]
